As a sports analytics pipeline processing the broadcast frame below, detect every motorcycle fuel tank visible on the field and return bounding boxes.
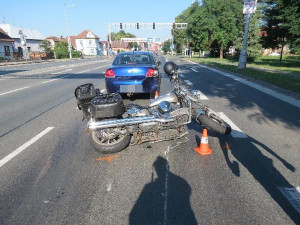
[149,92,178,107]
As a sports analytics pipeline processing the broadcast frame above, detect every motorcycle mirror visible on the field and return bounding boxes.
[164,61,178,76]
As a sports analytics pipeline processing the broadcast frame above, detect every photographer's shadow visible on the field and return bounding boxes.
[129,156,198,225]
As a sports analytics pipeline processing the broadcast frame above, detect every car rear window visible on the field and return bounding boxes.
[113,54,153,65]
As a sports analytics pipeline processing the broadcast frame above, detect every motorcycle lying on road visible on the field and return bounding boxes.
[75,61,231,154]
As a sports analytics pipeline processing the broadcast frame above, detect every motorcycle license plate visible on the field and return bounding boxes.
[120,85,143,93]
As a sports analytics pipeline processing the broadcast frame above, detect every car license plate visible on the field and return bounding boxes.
[120,85,143,93]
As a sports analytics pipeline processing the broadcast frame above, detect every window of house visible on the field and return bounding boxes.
[89,40,92,45]
[4,46,10,56]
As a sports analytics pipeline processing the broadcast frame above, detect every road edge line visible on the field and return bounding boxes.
[0,127,54,168]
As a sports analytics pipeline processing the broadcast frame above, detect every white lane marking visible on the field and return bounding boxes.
[166,58,169,62]
[184,80,193,86]
[187,60,198,64]
[218,112,248,138]
[75,64,110,74]
[0,127,54,168]
[176,60,180,63]
[41,75,69,84]
[179,73,185,78]
[0,86,30,96]
[163,146,170,225]
[278,186,300,213]
[42,79,57,84]
[191,62,300,109]
[198,91,209,100]
[191,68,199,72]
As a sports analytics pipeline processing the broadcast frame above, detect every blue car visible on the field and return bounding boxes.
[105,51,161,98]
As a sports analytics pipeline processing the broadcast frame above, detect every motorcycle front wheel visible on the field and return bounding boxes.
[196,114,231,135]
[89,128,131,154]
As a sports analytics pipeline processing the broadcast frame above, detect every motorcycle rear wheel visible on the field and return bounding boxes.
[196,114,231,135]
[89,129,131,154]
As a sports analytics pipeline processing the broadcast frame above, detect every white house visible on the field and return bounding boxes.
[0,28,14,59]
[70,30,101,56]
[0,24,45,55]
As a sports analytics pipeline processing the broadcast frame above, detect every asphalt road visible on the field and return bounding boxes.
[0,56,299,225]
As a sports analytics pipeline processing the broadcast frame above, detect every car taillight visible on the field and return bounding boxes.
[105,69,115,78]
[146,68,158,77]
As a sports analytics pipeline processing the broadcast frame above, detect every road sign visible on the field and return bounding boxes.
[170,44,174,50]
[147,38,154,42]
[243,0,257,14]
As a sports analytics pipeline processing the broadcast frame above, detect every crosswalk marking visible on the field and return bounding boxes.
[179,73,185,78]
[218,112,248,138]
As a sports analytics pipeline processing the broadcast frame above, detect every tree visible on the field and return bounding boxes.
[261,0,300,59]
[162,40,171,53]
[173,1,200,53]
[54,41,69,59]
[108,30,136,41]
[39,40,53,54]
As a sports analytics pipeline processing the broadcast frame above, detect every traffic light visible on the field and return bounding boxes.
[153,22,155,29]
[173,23,176,29]
[120,23,123,29]
[137,23,139,29]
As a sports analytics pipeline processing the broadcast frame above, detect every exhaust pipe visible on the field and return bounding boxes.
[88,115,174,129]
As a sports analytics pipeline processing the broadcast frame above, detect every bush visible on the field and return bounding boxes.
[71,50,81,58]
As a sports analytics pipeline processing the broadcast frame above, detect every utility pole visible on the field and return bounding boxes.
[238,0,257,69]
[238,13,251,69]
[64,3,73,59]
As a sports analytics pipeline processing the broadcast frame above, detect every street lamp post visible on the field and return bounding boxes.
[64,3,75,59]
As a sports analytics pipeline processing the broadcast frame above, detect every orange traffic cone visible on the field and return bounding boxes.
[155,91,159,99]
[194,128,212,155]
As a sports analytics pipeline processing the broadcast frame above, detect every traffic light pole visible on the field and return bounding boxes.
[238,13,252,69]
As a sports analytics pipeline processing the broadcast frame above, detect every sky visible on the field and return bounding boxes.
[0,0,194,41]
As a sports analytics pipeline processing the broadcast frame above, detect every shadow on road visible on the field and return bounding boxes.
[218,134,299,224]
[129,156,198,225]
[179,62,300,131]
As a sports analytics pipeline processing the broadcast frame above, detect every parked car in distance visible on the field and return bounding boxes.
[105,51,161,98]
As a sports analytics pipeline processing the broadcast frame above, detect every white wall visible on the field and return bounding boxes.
[75,39,101,56]
[0,42,14,59]
[13,39,43,52]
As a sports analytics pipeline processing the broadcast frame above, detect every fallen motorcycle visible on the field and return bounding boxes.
[75,61,231,154]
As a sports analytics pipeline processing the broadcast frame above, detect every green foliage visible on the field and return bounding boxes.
[173,1,200,53]
[109,30,136,41]
[54,41,69,59]
[39,40,53,54]
[128,42,138,49]
[71,50,81,58]
[261,0,300,55]
[162,40,171,53]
